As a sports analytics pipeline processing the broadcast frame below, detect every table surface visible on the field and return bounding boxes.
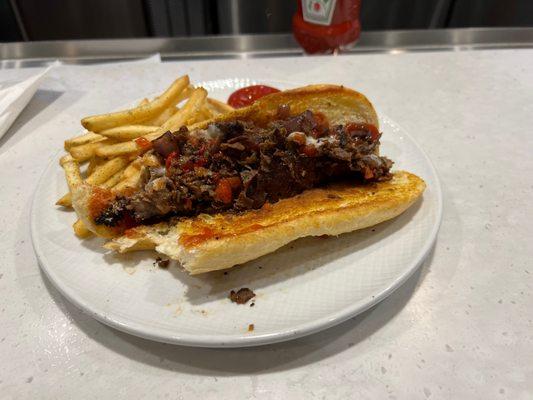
[0,49,531,399]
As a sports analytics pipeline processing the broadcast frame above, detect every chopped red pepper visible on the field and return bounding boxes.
[198,143,208,155]
[180,156,207,172]
[165,151,179,171]
[214,177,241,204]
[368,125,380,142]
[314,111,328,128]
[194,157,207,168]
[214,180,233,204]
[135,137,152,151]
[302,144,318,157]
[289,132,306,145]
[181,160,194,172]
[363,166,374,180]
[346,123,380,142]
[223,176,242,190]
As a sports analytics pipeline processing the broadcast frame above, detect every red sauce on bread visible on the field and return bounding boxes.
[88,187,115,219]
[179,223,265,248]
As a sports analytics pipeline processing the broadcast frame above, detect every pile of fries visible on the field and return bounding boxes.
[57,75,234,238]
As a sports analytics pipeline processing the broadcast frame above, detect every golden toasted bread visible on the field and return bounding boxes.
[105,171,425,274]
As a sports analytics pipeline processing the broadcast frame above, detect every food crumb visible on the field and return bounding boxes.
[248,324,254,332]
[154,257,169,268]
[250,302,255,307]
[229,288,256,304]
[125,267,136,275]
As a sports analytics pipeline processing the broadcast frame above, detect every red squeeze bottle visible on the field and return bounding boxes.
[293,0,362,54]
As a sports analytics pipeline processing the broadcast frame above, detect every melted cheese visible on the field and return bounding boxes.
[287,131,337,147]
[192,124,223,140]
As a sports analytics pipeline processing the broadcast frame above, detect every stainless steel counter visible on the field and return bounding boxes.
[1,27,533,68]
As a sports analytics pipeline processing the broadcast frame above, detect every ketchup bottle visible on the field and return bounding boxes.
[292,0,361,54]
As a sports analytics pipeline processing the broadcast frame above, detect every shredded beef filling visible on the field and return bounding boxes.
[95,107,393,227]
[229,288,256,304]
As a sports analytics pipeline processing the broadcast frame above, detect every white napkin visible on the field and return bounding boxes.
[0,62,59,140]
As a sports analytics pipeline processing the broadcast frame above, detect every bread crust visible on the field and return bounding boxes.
[191,84,379,130]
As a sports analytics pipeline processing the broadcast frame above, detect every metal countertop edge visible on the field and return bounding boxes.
[1,27,532,69]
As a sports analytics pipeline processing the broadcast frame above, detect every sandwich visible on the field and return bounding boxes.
[71,85,425,274]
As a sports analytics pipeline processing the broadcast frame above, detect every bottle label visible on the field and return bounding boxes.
[302,0,337,26]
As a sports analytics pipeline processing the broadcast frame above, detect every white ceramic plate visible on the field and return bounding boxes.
[31,79,442,347]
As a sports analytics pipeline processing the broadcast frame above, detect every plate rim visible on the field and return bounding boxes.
[31,80,443,348]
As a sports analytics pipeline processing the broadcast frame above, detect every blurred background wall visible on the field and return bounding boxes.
[1,0,532,42]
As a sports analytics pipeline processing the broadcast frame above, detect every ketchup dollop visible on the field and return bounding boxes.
[227,85,280,108]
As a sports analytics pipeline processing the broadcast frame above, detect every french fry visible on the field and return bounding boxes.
[81,75,190,132]
[122,158,143,177]
[86,157,130,185]
[55,193,72,207]
[178,86,194,101]
[56,157,129,207]
[64,132,105,151]
[141,152,160,168]
[95,88,208,158]
[198,105,214,121]
[101,169,125,188]
[143,85,194,126]
[207,97,234,114]
[73,219,92,238]
[69,140,114,162]
[114,170,141,191]
[142,86,193,127]
[161,88,207,131]
[95,141,141,158]
[113,158,143,191]
[87,157,105,176]
[59,155,82,191]
[99,125,159,141]
[205,103,221,117]
[145,106,176,127]
[56,156,76,205]
[187,121,205,131]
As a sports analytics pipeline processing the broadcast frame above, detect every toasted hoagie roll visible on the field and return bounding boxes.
[70,85,425,273]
